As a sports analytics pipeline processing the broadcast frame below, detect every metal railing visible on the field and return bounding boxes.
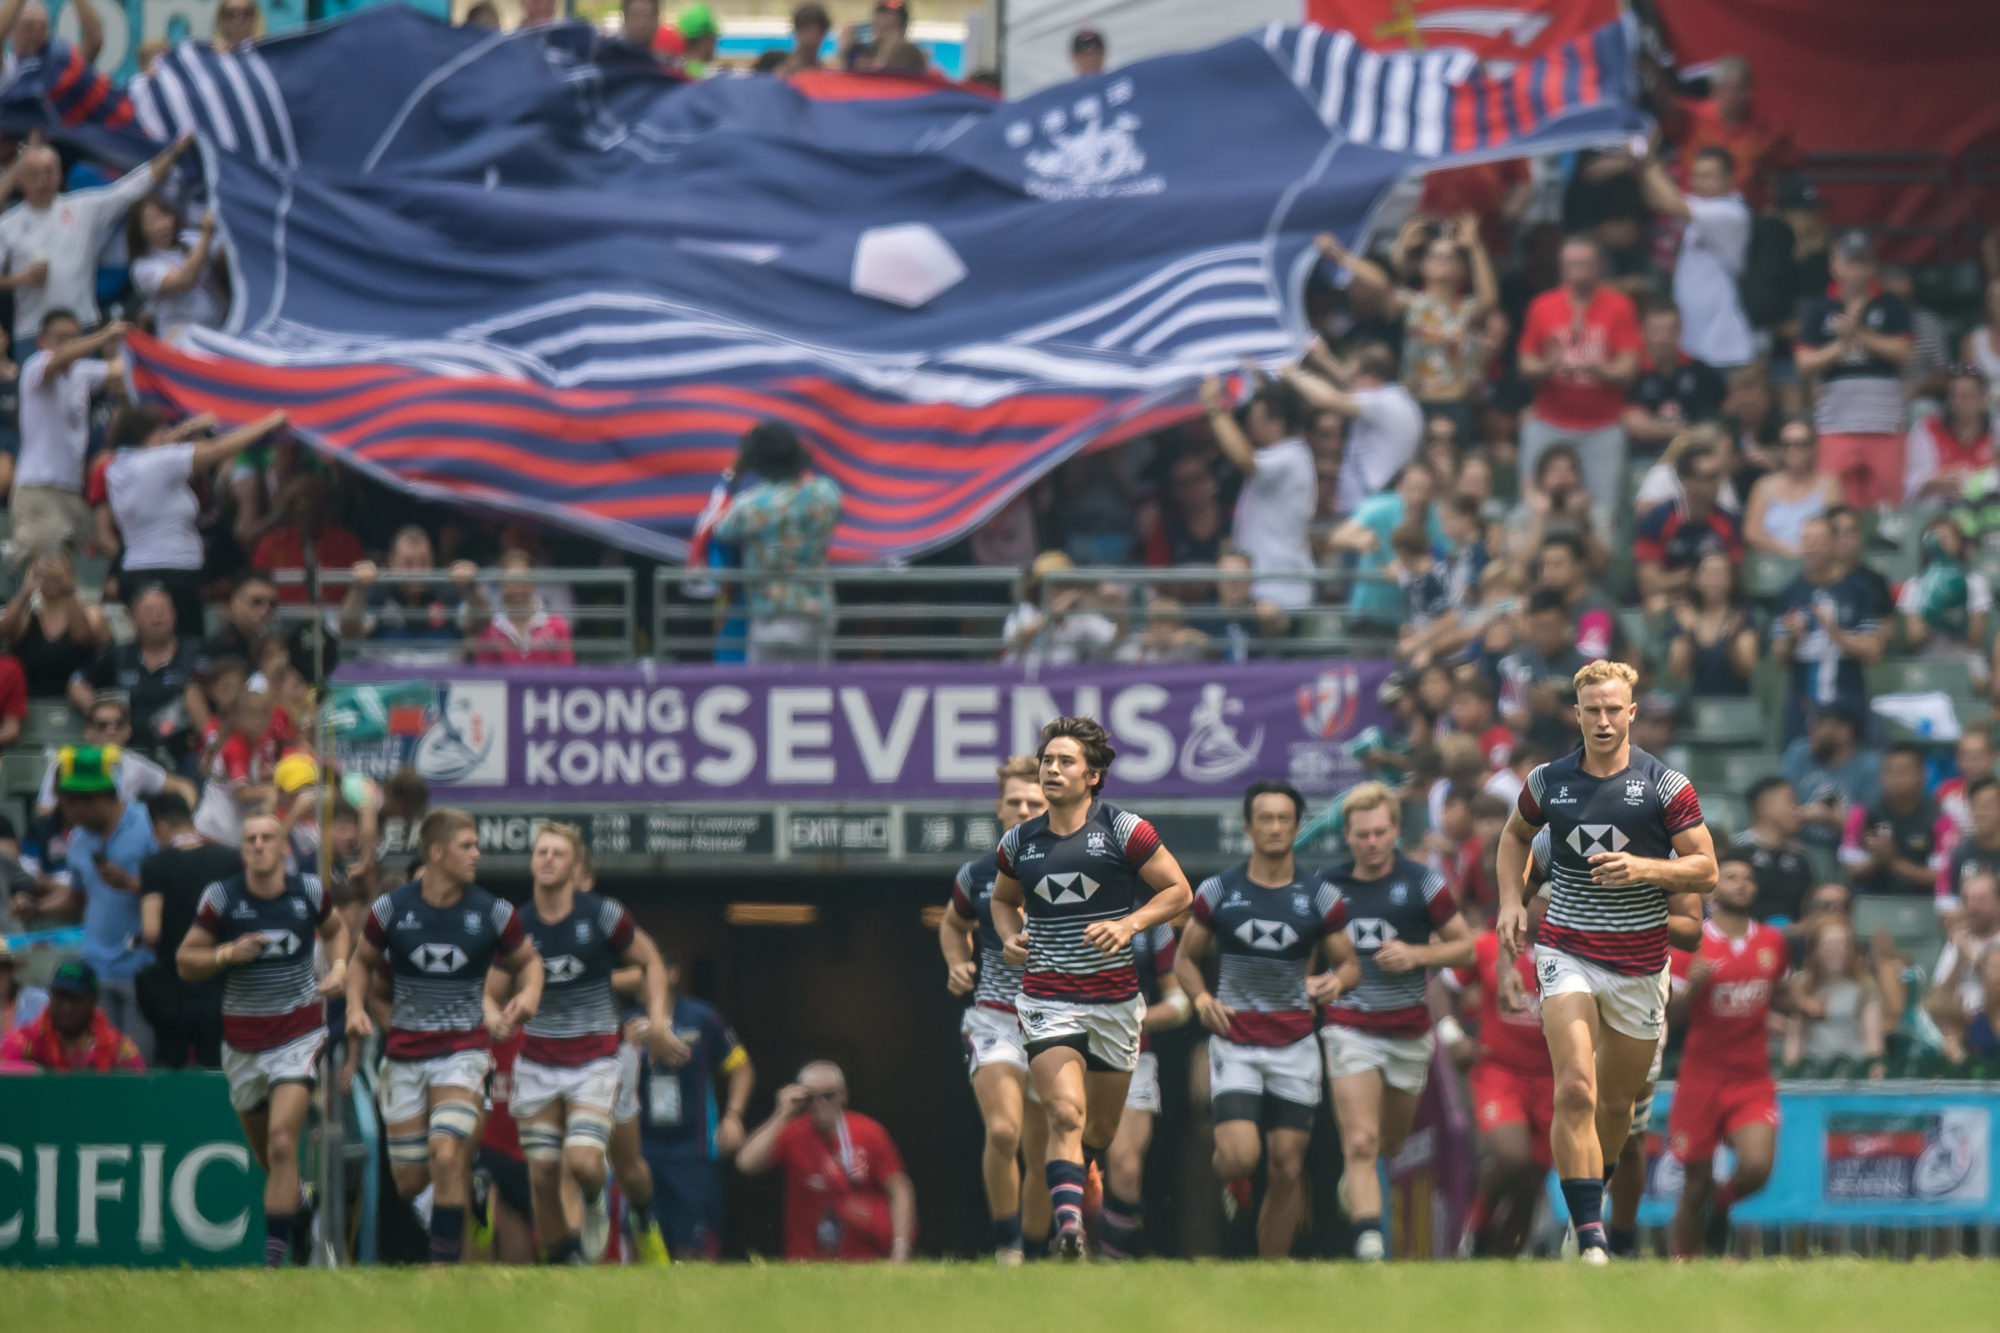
[274,567,637,664]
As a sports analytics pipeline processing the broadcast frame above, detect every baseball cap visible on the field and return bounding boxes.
[48,959,99,995]
[1776,178,1821,211]
[677,3,716,39]
[274,752,321,795]
[55,745,121,795]
[1833,230,1875,262]
[1072,27,1104,52]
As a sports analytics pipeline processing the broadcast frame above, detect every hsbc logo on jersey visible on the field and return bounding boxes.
[1567,824,1630,857]
[258,930,303,958]
[1233,918,1299,951]
[1348,918,1399,949]
[544,954,585,983]
[413,942,470,974]
[1033,872,1100,904]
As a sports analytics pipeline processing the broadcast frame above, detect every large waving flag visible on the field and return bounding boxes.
[31,6,1640,562]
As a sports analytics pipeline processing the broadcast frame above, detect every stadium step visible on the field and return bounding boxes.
[1687,697,1764,744]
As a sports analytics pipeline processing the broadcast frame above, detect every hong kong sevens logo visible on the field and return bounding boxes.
[1566,824,1629,857]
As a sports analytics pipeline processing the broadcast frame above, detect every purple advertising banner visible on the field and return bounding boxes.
[329,659,1395,804]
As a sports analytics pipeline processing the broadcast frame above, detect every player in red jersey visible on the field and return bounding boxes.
[471,1028,537,1263]
[1667,849,1789,1256]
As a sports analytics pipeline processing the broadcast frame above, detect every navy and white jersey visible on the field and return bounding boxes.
[521,892,637,1067]
[949,857,1022,1013]
[1129,920,1179,1053]
[192,872,329,1052]
[364,880,526,1059]
[1516,746,1704,975]
[1319,855,1456,1037]
[995,798,1163,1004]
[1529,827,1553,892]
[1191,864,1343,1046]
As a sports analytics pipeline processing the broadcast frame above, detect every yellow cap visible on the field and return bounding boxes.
[273,752,321,794]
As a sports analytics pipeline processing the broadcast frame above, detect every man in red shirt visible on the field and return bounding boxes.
[1516,237,1641,545]
[0,649,26,750]
[1453,924,1554,1257]
[1664,56,1790,210]
[0,960,148,1072]
[736,1059,915,1261]
[250,476,365,606]
[1666,850,1788,1256]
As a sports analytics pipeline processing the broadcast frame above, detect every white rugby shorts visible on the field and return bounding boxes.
[378,1048,493,1127]
[1209,1034,1322,1110]
[511,1054,621,1120]
[221,1029,326,1113]
[1124,1050,1162,1113]
[1319,1024,1436,1095]
[1534,945,1670,1043]
[961,1004,1029,1076]
[1015,991,1144,1075]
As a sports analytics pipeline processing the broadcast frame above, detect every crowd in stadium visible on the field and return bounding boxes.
[0,0,1997,1271]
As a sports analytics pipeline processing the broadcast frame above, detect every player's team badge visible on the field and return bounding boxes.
[1389,882,1407,905]
[232,900,258,919]
[576,922,592,942]
[1541,959,1559,985]
[1292,892,1310,917]
[1758,948,1776,969]
[464,910,484,934]
[1086,830,1109,856]
[291,898,308,919]
[1624,778,1647,806]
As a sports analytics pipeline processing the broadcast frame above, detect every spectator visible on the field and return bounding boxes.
[1623,302,1728,457]
[1444,673,1512,771]
[1900,515,1991,693]
[618,0,661,51]
[1630,690,1679,757]
[1664,55,1788,206]
[0,960,146,1073]
[201,572,278,668]
[1503,444,1605,574]
[1482,738,1545,811]
[1722,361,1783,475]
[1640,148,1754,371]
[0,551,111,696]
[9,311,127,565]
[1050,453,1134,564]
[1965,951,2000,1061]
[1927,873,2000,1058]
[1114,597,1209,664]
[1389,523,1454,669]
[1743,419,1841,556]
[1770,516,1886,740]
[1286,343,1421,515]
[1634,422,1742,515]
[1786,881,1853,963]
[1780,701,1882,851]
[1734,776,1817,924]
[1191,549,1291,649]
[462,1,499,28]
[1840,742,1945,899]
[1070,26,1105,76]
[210,0,260,51]
[735,1059,915,1262]
[106,406,290,634]
[1939,777,2000,913]
[518,0,558,25]
[0,0,97,66]
[0,640,23,749]
[1633,443,1742,613]
[710,421,841,664]
[134,791,240,1070]
[1795,232,1913,509]
[1199,372,1317,612]
[1515,235,1641,539]
[192,678,293,847]
[1826,505,1894,625]
[251,474,367,605]
[1740,178,1826,345]
[1327,460,1437,630]
[1438,492,1487,608]
[675,4,721,74]
[338,526,490,668]
[8,747,159,1061]
[0,938,49,1047]
[1002,551,1120,667]
[0,133,190,349]
[780,2,830,73]
[1905,367,1994,506]
[1496,589,1588,751]
[35,695,195,818]
[68,585,207,762]
[1938,729,1997,839]
[126,198,222,338]
[1316,216,1498,442]
[1667,549,1758,697]
[476,549,576,666]
[1783,918,1886,1077]
[1961,278,2000,410]
[1882,264,1950,406]
[1141,450,1226,569]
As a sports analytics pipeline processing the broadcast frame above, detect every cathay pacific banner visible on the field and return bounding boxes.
[329,661,1394,804]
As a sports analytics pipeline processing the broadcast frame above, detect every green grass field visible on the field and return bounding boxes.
[8,1263,1999,1333]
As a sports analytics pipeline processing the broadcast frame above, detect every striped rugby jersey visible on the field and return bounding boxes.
[1319,855,1457,1037]
[1516,746,1704,975]
[364,880,526,1059]
[1191,864,1343,1046]
[521,892,637,1067]
[1130,919,1179,1053]
[192,872,330,1052]
[995,798,1163,1004]
[949,857,1023,1013]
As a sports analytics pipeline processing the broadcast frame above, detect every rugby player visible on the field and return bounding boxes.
[1667,849,1788,1256]
[990,716,1194,1261]
[1100,917,1188,1259]
[346,809,545,1263]
[1176,779,1359,1258]
[940,756,1052,1264]
[515,823,677,1265]
[1318,781,1473,1261]
[1495,660,1716,1263]
[176,811,351,1267]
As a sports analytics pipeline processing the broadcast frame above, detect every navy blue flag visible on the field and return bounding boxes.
[94,7,1643,562]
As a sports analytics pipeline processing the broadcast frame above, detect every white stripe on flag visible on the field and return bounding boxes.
[1290,24,1320,90]
[1318,31,1354,128]
[1379,53,1416,153]
[240,49,298,167]
[1414,51,1475,157]
[213,52,273,165]
[127,74,168,142]
[1262,22,1283,55]
[176,50,239,151]
[1347,49,1382,145]
[147,62,203,145]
